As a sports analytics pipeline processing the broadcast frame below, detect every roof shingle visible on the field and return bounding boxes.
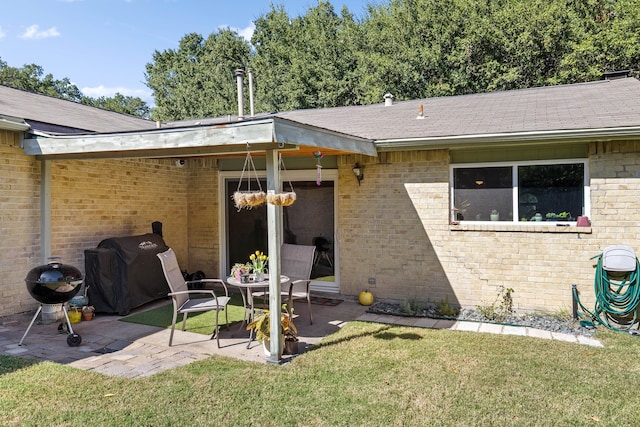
[0,84,156,133]
[276,78,640,141]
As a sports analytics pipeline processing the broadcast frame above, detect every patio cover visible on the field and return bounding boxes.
[19,114,375,363]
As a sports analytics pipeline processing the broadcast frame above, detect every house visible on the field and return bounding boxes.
[2,76,640,320]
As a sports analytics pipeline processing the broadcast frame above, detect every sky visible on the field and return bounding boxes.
[0,0,372,106]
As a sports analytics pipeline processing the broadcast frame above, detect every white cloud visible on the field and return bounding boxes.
[0,25,6,39]
[220,22,255,41]
[21,25,61,40]
[237,23,255,41]
[81,84,154,105]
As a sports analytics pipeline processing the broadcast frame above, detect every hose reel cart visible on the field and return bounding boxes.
[573,245,640,333]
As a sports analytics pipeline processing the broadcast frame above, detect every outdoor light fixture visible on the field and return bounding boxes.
[352,163,364,185]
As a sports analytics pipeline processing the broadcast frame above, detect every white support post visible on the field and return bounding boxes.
[41,160,52,264]
[266,149,282,363]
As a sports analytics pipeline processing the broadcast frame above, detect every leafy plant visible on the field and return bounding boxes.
[435,296,459,317]
[402,299,423,316]
[546,211,571,219]
[476,286,514,322]
[246,305,297,343]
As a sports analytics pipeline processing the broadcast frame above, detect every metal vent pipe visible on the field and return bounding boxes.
[248,68,255,118]
[235,69,245,120]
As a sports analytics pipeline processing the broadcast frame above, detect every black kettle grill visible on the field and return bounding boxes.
[19,258,84,347]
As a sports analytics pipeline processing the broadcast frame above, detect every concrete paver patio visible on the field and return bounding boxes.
[0,297,602,378]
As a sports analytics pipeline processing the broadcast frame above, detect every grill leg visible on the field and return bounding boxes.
[18,305,43,346]
[61,305,75,335]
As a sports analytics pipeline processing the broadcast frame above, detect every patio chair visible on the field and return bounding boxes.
[157,248,230,347]
[253,243,316,324]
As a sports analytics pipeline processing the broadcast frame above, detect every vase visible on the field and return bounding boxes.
[262,334,284,356]
[254,271,265,282]
[284,338,299,355]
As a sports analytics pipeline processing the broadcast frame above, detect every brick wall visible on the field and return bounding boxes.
[3,131,640,318]
[0,130,41,316]
[0,133,190,317]
[337,141,640,314]
[338,150,452,302]
[48,157,189,268]
[186,158,220,277]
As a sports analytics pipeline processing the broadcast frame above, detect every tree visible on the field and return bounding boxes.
[82,93,151,118]
[356,0,585,100]
[250,2,361,112]
[1,58,150,118]
[145,29,251,121]
[0,58,83,101]
[558,0,640,82]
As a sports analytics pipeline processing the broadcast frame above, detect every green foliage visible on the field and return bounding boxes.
[402,298,423,316]
[81,93,151,118]
[0,58,150,118]
[7,0,640,122]
[0,59,83,101]
[144,0,640,121]
[3,324,640,425]
[435,295,459,317]
[477,286,515,323]
[250,1,361,112]
[246,305,297,343]
[145,29,251,121]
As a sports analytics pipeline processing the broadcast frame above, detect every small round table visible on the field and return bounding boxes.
[226,275,290,348]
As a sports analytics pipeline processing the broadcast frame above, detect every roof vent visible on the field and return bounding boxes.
[417,104,425,120]
[384,93,394,106]
[602,70,630,80]
[235,69,245,120]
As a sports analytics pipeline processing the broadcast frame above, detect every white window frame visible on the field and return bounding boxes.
[450,158,590,225]
[218,169,340,293]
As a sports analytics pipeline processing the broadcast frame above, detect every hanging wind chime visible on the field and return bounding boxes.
[313,151,323,186]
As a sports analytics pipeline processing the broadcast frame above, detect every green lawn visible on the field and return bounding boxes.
[1,322,639,426]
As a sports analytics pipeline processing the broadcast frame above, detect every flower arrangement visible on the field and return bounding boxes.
[249,250,268,274]
[231,263,251,280]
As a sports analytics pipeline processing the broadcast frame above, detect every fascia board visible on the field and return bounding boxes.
[375,126,640,151]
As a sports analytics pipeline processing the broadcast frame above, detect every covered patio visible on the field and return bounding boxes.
[21,115,376,363]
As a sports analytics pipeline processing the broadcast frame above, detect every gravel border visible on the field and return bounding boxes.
[367,301,597,337]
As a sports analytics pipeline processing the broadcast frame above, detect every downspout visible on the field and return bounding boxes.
[266,149,283,363]
[40,160,52,264]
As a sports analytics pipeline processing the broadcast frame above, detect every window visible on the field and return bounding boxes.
[451,160,587,223]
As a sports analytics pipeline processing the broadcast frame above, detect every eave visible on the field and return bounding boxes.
[0,114,30,132]
[374,126,640,151]
[21,117,376,160]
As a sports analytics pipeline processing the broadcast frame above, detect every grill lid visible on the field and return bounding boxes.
[25,258,83,304]
[25,260,82,284]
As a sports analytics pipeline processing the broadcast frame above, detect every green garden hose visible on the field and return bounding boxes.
[573,253,640,332]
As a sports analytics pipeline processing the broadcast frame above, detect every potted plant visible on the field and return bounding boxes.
[249,250,268,282]
[230,262,251,281]
[490,210,500,221]
[246,305,297,356]
[81,305,95,321]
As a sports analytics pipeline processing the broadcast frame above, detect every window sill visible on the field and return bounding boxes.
[449,222,592,234]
